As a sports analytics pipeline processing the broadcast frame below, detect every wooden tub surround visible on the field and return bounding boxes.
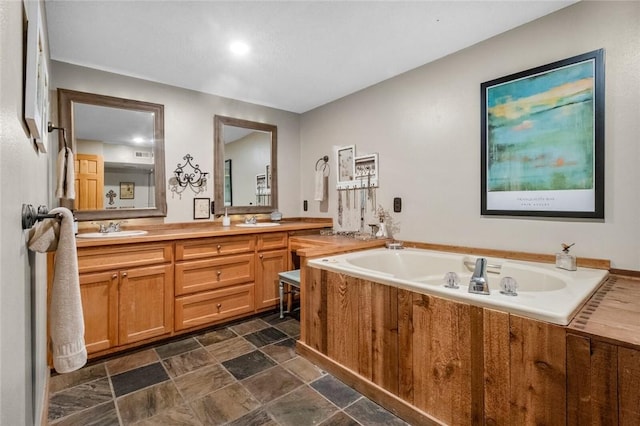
[296,242,640,425]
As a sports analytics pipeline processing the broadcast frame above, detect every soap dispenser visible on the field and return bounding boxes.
[556,243,577,271]
[222,208,231,227]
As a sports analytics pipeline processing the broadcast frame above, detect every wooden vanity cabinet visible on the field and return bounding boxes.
[174,236,257,331]
[77,243,173,355]
[255,232,289,310]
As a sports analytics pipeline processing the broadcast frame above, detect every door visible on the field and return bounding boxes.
[255,249,288,310]
[118,264,173,344]
[74,153,104,210]
[79,270,118,353]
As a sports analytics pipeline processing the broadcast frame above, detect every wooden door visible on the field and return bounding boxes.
[118,264,173,345]
[255,249,288,310]
[79,271,118,353]
[74,153,104,210]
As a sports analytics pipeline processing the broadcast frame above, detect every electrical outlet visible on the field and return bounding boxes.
[393,197,402,213]
[303,200,308,211]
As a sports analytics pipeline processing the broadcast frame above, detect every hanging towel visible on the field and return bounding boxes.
[28,207,86,373]
[55,147,76,200]
[314,168,325,201]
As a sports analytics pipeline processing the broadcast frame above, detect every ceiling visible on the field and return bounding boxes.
[45,0,576,114]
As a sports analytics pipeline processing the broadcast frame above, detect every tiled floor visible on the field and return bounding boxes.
[47,311,409,425]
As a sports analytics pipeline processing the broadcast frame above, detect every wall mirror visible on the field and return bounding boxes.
[57,88,166,221]
[214,115,277,216]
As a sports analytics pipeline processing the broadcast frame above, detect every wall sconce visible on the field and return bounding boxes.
[168,154,209,199]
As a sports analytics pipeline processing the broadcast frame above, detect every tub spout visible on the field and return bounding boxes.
[469,258,490,295]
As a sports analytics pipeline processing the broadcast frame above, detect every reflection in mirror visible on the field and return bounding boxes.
[58,89,166,221]
[214,115,277,216]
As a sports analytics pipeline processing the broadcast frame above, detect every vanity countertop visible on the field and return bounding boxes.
[75,219,332,248]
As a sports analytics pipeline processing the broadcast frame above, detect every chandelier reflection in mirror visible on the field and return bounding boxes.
[169,154,209,199]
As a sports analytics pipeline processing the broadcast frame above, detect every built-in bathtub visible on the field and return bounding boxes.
[307,247,608,325]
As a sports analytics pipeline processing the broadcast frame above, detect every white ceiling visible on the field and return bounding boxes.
[45,0,576,114]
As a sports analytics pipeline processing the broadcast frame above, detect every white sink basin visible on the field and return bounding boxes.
[235,222,281,228]
[77,230,148,238]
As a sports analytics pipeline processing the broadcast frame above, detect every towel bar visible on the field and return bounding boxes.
[22,204,61,230]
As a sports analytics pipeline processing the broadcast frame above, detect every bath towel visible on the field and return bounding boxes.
[314,168,325,201]
[55,147,76,200]
[28,207,86,373]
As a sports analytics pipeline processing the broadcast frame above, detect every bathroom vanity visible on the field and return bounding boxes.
[51,220,332,359]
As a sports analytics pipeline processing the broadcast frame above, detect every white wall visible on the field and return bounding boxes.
[52,62,300,223]
[300,1,640,270]
[0,1,51,424]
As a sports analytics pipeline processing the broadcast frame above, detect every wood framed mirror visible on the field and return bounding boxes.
[214,115,277,216]
[57,88,167,221]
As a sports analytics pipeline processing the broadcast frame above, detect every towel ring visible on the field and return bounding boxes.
[315,155,329,174]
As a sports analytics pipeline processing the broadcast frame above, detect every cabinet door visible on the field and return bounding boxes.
[79,271,118,354]
[119,264,173,345]
[255,249,288,310]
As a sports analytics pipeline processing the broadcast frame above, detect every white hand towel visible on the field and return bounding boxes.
[28,207,86,373]
[55,147,76,200]
[314,168,325,201]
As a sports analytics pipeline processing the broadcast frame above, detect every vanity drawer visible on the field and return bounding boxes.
[174,283,255,331]
[77,243,173,274]
[174,254,254,296]
[175,236,255,261]
[257,232,288,251]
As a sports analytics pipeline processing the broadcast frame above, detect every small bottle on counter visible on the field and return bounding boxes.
[556,243,577,271]
[222,208,231,227]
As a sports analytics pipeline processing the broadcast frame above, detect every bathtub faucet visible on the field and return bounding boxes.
[469,258,490,295]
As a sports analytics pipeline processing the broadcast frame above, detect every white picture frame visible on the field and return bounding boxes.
[193,197,211,220]
[24,0,49,153]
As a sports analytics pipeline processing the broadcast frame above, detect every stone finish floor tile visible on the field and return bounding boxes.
[345,397,410,426]
[49,363,107,394]
[48,378,113,422]
[244,327,288,347]
[319,411,362,426]
[205,336,255,362]
[173,364,235,401]
[282,356,325,383]
[49,401,119,426]
[116,381,184,425]
[132,403,202,426]
[154,338,201,360]
[110,362,169,397]
[47,313,408,426]
[189,382,260,425]
[242,365,303,404]
[266,384,338,426]
[228,318,269,335]
[195,327,236,346]
[105,349,159,376]
[222,350,276,380]
[162,348,216,378]
[260,337,297,363]
[311,375,362,408]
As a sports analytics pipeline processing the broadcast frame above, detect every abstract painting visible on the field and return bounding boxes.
[481,49,604,218]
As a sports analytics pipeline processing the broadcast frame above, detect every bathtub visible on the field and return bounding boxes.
[307,248,608,325]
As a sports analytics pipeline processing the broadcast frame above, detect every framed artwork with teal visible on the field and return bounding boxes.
[481,49,604,218]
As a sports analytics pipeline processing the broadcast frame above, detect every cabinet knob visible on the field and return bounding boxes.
[112,273,118,279]
[216,303,222,309]
[217,271,222,279]
[259,254,264,259]
[121,272,127,277]
[217,244,222,250]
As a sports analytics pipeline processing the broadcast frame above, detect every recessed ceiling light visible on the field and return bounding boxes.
[229,41,250,55]
[132,137,144,144]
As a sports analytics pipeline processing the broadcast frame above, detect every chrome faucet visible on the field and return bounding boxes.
[244,216,257,224]
[469,257,490,295]
[98,221,123,233]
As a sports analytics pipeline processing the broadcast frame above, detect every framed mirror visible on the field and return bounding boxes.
[57,88,167,221]
[214,115,277,216]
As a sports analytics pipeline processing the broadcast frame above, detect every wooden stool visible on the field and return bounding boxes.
[278,269,300,319]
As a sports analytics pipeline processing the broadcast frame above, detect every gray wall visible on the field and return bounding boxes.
[0,1,51,424]
[300,1,640,269]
